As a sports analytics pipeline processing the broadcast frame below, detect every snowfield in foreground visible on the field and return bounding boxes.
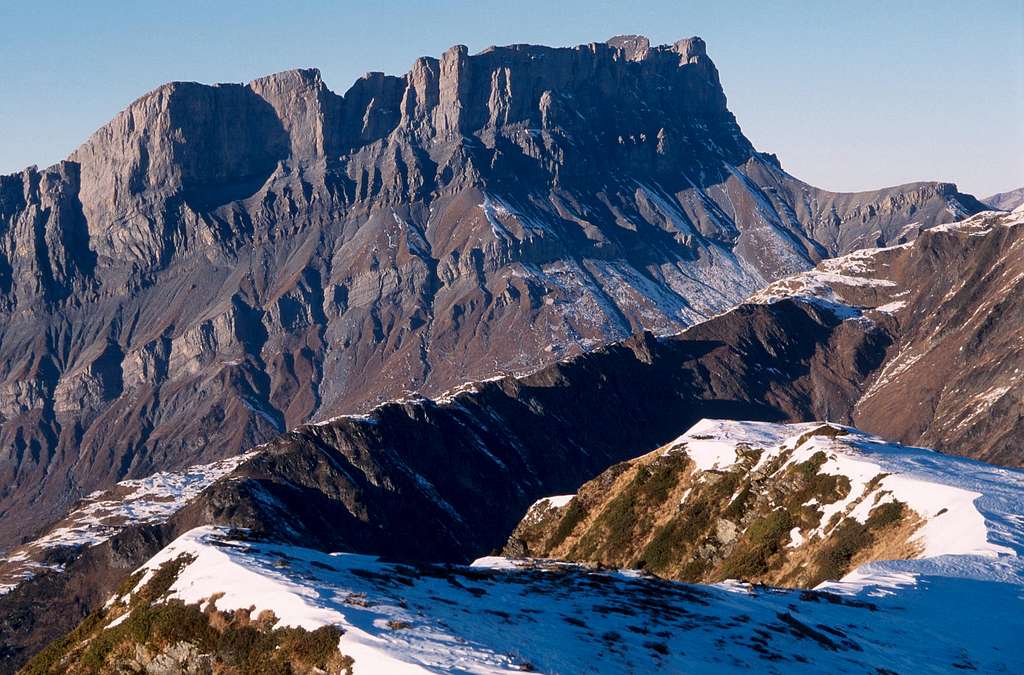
[110,524,1024,674]
[105,419,1024,673]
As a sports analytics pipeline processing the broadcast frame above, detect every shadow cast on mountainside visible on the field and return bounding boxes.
[168,83,291,212]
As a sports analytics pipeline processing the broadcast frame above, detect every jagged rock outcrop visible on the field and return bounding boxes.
[504,421,926,586]
[0,35,985,551]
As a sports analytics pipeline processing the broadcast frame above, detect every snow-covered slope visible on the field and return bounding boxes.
[0,451,259,594]
[30,420,1024,673]
[510,419,1024,590]
[52,511,1024,674]
[681,420,1023,581]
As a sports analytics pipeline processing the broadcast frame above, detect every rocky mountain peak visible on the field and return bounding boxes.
[606,34,651,60]
[54,35,748,237]
[673,35,707,62]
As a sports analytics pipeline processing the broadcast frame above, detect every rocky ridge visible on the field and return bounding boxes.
[751,207,1024,465]
[0,295,886,670]
[18,416,1024,673]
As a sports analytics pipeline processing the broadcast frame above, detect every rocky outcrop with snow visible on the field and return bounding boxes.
[0,451,259,595]
[508,420,1023,588]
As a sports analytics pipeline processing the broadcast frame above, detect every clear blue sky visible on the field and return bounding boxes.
[1,1,1021,197]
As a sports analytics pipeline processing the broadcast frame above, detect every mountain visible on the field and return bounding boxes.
[2,207,1020,670]
[0,35,987,551]
[19,420,1024,673]
[983,186,1024,211]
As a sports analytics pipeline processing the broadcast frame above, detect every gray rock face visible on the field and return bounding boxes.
[0,36,985,549]
[983,186,1024,211]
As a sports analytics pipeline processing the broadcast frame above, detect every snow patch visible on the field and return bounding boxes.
[0,451,259,594]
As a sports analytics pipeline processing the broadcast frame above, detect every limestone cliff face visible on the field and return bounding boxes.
[0,36,985,549]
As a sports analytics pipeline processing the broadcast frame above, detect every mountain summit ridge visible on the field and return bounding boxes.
[0,35,986,553]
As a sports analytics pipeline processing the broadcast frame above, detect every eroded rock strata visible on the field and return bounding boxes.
[0,36,984,557]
